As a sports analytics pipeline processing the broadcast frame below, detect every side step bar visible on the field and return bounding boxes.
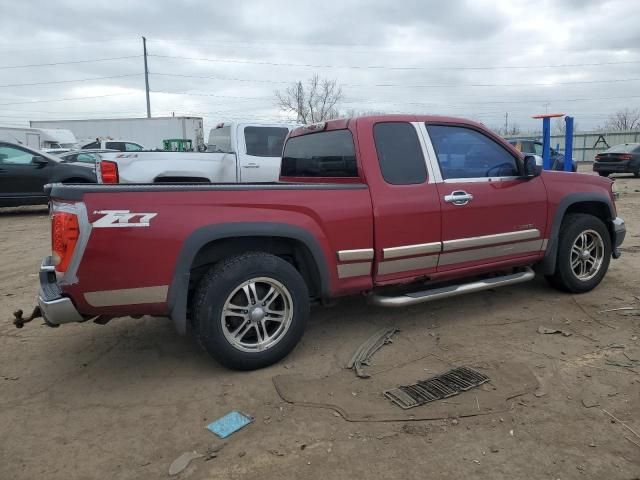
[368,267,535,308]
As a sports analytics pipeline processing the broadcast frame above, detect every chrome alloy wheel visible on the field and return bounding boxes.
[570,229,605,281]
[221,277,293,352]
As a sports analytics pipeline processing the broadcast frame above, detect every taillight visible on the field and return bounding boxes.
[100,160,119,183]
[619,154,633,160]
[51,211,79,272]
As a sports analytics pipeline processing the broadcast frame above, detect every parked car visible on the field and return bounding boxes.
[31,115,625,370]
[81,139,144,152]
[507,138,577,171]
[593,143,640,178]
[0,142,96,207]
[96,122,297,183]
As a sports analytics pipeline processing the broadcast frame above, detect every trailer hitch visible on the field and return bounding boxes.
[12,306,57,328]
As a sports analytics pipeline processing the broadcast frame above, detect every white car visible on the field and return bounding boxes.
[97,122,297,183]
[81,139,145,152]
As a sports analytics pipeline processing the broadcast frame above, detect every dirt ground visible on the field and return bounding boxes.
[1,167,639,480]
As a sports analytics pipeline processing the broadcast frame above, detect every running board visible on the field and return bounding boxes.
[368,267,535,308]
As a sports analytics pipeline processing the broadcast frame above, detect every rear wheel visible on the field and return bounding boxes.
[192,252,309,370]
[633,170,639,178]
[545,214,611,293]
[598,171,609,177]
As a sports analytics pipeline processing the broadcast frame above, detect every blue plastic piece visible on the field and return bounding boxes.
[542,117,551,170]
[206,411,254,439]
[564,116,574,172]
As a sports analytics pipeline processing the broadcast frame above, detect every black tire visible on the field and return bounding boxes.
[545,214,611,293]
[633,170,640,178]
[598,171,609,177]
[192,252,309,370]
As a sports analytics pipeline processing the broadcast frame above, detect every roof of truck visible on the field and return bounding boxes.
[289,114,487,137]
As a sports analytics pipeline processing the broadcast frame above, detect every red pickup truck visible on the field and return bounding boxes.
[35,115,625,370]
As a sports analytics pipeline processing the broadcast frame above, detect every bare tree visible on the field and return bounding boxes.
[275,75,343,124]
[603,108,640,131]
[492,123,521,136]
[553,118,578,135]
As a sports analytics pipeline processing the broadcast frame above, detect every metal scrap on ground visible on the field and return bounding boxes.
[347,327,400,378]
[384,366,490,410]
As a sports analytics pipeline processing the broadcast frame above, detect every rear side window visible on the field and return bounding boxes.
[105,142,125,151]
[125,143,142,151]
[208,126,232,153]
[427,125,519,179]
[282,129,357,177]
[82,142,99,149]
[374,122,427,184]
[244,127,289,157]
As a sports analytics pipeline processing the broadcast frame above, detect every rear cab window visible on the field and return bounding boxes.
[281,129,358,178]
[208,126,233,153]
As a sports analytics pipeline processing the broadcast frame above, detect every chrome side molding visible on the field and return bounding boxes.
[368,267,535,307]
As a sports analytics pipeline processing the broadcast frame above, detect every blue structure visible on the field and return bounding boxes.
[532,113,574,172]
[564,116,574,172]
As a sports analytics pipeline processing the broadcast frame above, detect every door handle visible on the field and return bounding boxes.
[242,163,259,169]
[444,190,474,205]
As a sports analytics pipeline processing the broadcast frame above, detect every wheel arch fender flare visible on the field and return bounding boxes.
[167,222,331,335]
[539,192,615,275]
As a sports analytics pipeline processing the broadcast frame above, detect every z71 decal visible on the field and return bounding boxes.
[92,210,157,228]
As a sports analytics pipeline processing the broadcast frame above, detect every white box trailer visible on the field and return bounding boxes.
[0,126,77,150]
[30,116,205,150]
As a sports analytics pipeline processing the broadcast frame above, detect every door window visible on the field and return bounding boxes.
[82,142,99,149]
[76,153,97,163]
[125,143,143,151]
[427,125,519,179]
[0,145,35,165]
[373,122,427,185]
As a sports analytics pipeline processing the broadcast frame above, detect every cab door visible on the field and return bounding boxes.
[424,124,547,272]
[355,118,442,284]
[238,125,290,182]
[0,143,50,199]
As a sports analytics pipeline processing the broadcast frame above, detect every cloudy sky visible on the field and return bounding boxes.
[1,0,639,133]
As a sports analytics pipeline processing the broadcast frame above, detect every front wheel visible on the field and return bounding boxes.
[598,171,610,177]
[545,214,611,293]
[192,252,309,370]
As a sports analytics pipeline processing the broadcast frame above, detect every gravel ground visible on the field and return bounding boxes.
[1,167,639,480]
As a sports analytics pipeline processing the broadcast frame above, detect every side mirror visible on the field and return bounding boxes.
[523,155,542,177]
[32,155,49,166]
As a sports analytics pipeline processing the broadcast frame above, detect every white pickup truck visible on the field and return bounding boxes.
[97,122,297,183]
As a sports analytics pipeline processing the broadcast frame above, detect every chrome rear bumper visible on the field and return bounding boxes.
[38,257,84,325]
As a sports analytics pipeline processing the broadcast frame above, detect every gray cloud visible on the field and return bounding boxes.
[0,0,639,132]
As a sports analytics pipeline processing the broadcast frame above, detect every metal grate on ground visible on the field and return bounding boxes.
[384,366,490,410]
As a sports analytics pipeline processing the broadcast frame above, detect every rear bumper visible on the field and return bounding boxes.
[593,160,636,173]
[611,217,626,259]
[38,257,84,325]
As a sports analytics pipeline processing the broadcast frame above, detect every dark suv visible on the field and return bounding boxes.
[593,143,640,178]
[0,142,96,207]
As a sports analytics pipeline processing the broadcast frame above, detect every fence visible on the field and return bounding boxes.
[506,130,640,162]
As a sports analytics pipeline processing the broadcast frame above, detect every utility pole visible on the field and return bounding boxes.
[504,112,508,135]
[142,36,151,118]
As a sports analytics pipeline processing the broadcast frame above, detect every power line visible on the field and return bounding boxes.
[149,53,640,72]
[151,71,640,89]
[0,92,139,106]
[0,55,141,70]
[151,90,270,101]
[0,73,143,88]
